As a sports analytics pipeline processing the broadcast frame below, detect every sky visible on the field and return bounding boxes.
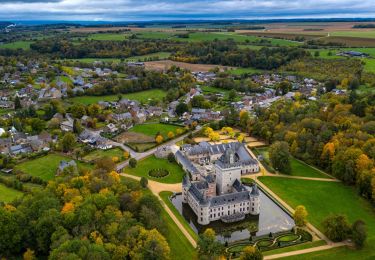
[1,0,375,21]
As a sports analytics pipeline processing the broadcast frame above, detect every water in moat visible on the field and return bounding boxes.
[170,185,295,243]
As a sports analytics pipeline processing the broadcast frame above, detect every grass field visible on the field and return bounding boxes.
[129,123,184,139]
[0,41,33,50]
[0,183,24,203]
[256,147,332,179]
[258,177,375,259]
[68,89,167,105]
[83,147,125,162]
[87,33,130,41]
[160,191,199,241]
[124,155,185,184]
[330,30,375,39]
[67,52,171,63]
[227,67,263,75]
[15,154,92,181]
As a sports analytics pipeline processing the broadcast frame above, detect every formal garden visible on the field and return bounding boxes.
[124,155,185,183]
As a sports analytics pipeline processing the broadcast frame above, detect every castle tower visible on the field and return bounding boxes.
[215,148,242,195]
[182,175,190,203]
[250,184,260,215]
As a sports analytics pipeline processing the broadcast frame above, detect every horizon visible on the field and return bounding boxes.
[1,0,375,21]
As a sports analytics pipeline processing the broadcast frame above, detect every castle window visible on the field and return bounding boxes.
[252,208,254,211]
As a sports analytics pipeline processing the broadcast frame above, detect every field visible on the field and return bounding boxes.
[144,60,233,72]
[87,32,130,41]
[129,123,184,139]
[124,155,185,184]
[0,41,33,50]
[67,52,171,63]
[83,147,125,162]
[0,183,24,203]
[68,89,167,105]
[227,67,263,75]
[14,154,92,181]
[255,147,332,179]
[258,177,375,259]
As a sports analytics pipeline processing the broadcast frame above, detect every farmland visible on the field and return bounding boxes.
[83,147,125,162]
[144,60,233,72]
[0,41,33,50]
[67,52,171,63]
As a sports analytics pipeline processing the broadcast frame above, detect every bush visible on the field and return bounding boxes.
[322,214,351,242]
[129,158,137,168]
[140,177,148,188]
[352,220,367,249]
[148,169,169,178]
[167,152,175,163]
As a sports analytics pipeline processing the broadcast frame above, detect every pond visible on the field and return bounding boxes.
[170,185,295,243]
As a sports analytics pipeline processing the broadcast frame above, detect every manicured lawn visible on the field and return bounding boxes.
[258,177,375,259]
[256,147,332,179]
[262,240,326,256]
[68,89,167,105]
[129,123,184,139]
[124,155,185,184]
[83,147,125,162]
[15,154,93,181]
[160,191,199,241]
[0,41,33,50]
[0,183,23,203]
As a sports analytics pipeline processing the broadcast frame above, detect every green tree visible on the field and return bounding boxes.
[175,102,189,116]
[322,214,351,242]
[269,141,291,174]
[129,158,137,168]
[15,96,22,110]
[140,177,148,188]
[61,132,76,152]
[73,119,83,134]
[352,220,367,249]
[197,228,224,259]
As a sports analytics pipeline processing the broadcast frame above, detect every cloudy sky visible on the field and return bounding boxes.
[1,0,375,21]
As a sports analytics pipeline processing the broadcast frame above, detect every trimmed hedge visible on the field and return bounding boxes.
[148,168,169,178]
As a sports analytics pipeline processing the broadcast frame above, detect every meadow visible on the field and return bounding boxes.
[68,89,167,105]
[0,183,24,203]
[14,154,92,181]
[83,147,125,162]
[259,177,375,259]
[67,52,171,63]
[124,155,185,184]
[129,123,184,139]
[0,41,33,50]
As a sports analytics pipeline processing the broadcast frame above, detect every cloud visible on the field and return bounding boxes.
[0,0,374,21]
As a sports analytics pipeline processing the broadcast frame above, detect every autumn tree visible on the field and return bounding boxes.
[155,135,164,144]
[167,131,175,139]
[269,141,291,174]
[240,246,263,260]
[197,228,224,259]
[293,205,308,227]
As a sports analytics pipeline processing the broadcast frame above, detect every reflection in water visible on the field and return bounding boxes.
[171,186,295,242]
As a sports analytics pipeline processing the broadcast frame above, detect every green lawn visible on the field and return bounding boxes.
[83,147,125,162]
[330,30,375,39]
[15,154,93,181]
[256,147,332,179]
[0,41,33,50]
[159,193,196,260]
[0,183,24,203]
[124,155,185,184]
[160,191,199,241]
[68,89,167,105]
[129,123,184,139]
[262,240,326,256]
[227,67,263,75]
[258,177,375,260]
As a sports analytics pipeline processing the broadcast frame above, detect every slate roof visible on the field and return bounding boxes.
[175,150,199,175]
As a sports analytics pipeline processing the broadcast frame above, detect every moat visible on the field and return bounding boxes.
[171,185,295,243]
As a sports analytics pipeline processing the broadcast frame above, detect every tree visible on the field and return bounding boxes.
[23,248,36,260]
[228,89,237,101]
[197,228,224,259]
[269,141,291,174]
[15,96,22,110]
[293,205,308,227]
[167,131,175,139]
[140,177,148,188]
[352,220,367,249]
[240,246,263,260]
[167,152,175,163]
[209,132,220,142]
[155,135,164,144]
[61,132,76,152]
[123,151,130,160]
[73,119,83,134]
[322,214,351,242]
[95,157,116,172]
[129,158,137,168]
[175,102,189,116]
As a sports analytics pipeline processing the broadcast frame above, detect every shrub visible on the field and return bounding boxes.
[148,169,169,178]
[322,214,351,242]
[140,177,148,188]
[167,152,175,163]
[352,220,367,249]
